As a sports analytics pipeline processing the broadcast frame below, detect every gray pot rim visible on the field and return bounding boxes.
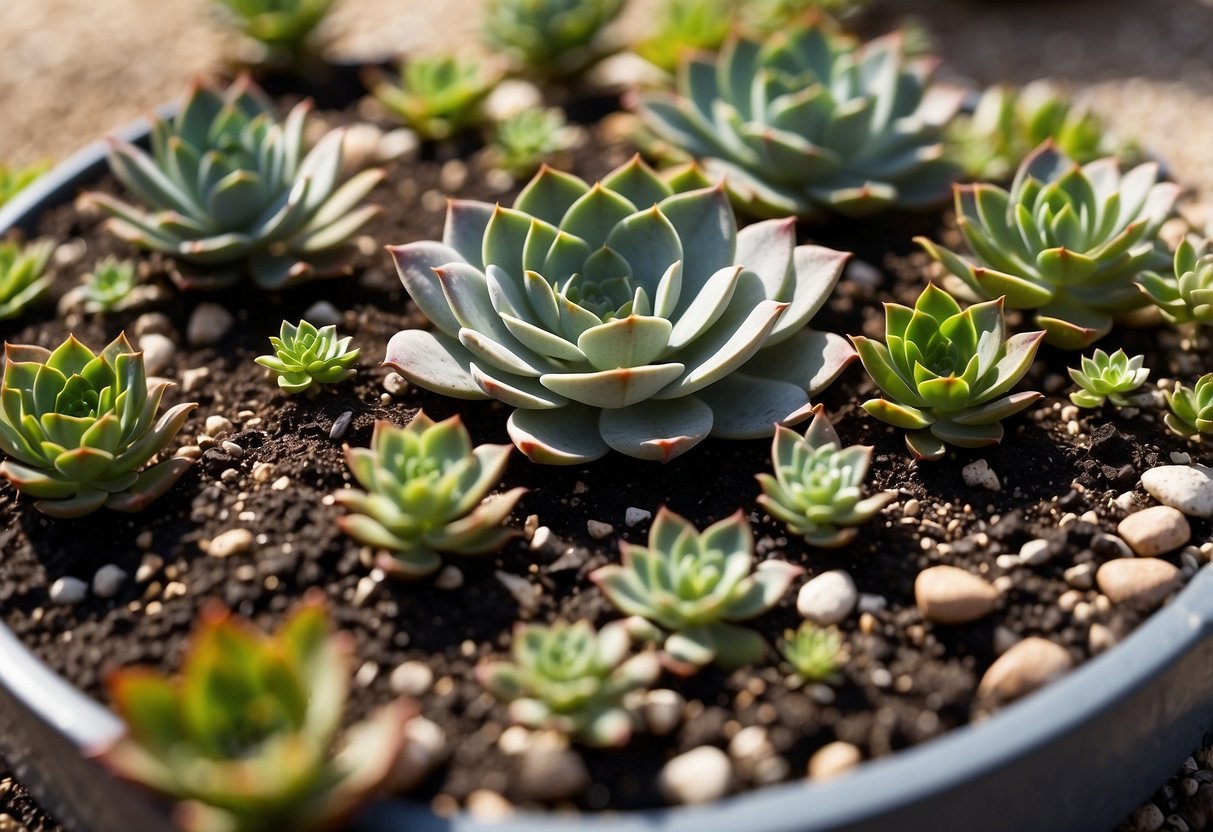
[1,110,1211,832]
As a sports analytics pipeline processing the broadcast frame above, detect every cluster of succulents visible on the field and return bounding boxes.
[0,161,49,208]
[488,108,577,179]
[1068,348,1149,409]
[0,238,54,320]
[255,319,359,395]
[212,0,334,64]
[365,56,498,142]
[1140,237,1213,328]
[482,0,625,81]
[1165,375,1213,438]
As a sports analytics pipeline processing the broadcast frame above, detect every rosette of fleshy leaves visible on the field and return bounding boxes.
[1068,348,1149,409]
[386,155,854,465]
[0,160,49,208]
[213,0,334,65]
[779,621,845,685]
[591,508,802,673]
[97,595,413,832]
[1140,237,1213,327]
[477,619,661,746]
[917,142,1178,349]
[1165,374,1213,438]
[757,405,893,547]
[364,55,498,142]
[634,0,735,75]
[86,76,383,290]
[0,238,54,320]
[633,23,961,219]
[255,319,359,395]
[59,257,149,316]
[482,0,625,81]
[0,334,196,517]
[334,412,526,578]
[744,0,873,30]
[851,285,1044,461]
[489,108,577,179]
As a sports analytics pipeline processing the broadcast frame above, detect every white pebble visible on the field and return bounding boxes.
[207,528,254,558]
[49,576,88,604]
[138,333,175,376]
[1140,464,1213,519]
[659,746,732,805]
[962,459,1001,492]
[1018,538,1053,566]
[797,570,857,625]
[205,415,233,437]
[187,302,234,347]
[390,661,434,697]
[91,564,127,599]
[807,741,862,779]
[625,507,652,527]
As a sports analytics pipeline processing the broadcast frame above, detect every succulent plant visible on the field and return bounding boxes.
[59,256,143,315]
[0,238,54,320]
[98,595,412,832]
[635,0,735,75]
[743,0,872,30]
[213,0,334,62]
[779,621,845,685]
[0,161,50,208]
[1165,374,1213,438]
[0,334,196,517]
[918,143,1178,349]
[633,24,961,219]
[482,0,625,81]
[255,319,359,395]
[1140,237,1213,327]
[477,620,660,746]
[489,108,577,179]
[334,412,526,578]
[386,156,853,464]
[757,405,893,547]
[591,508,802,673]
[364,55,497,142]
[947,81,1122,183]
[851,284,1044,461]
[86,76,383,290]
[1068,348,1149,409]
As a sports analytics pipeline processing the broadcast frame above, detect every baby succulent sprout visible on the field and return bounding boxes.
[851,284,1044,461]
[489,108,577,179]
[97,594,413,832]
[0,160,50,208]
[87,76,383,290]
[477,619,661,747]
[0,334,196,517]
[386,155,854,465]
[364,55,498,142]
[634,22,961,219]
[591,508,802,674]
[1140,237,1213,327]
[334,412,526,578]
[213,0,335,65]
[1068,348,1149,409]
[757,405,894,547]
[779,621,845,685]
[1164,374,1213,438]
[255,319,359,395]
[482,0,625,81]
[0,238,54,320]
[635,0,735,75]
[59,256,143,315]
[918,142,1178,349]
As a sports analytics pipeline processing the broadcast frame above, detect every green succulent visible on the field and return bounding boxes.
[757,405,893,547]
[1140,237,1213,327]
[635,0,736,75]
[255,319,359,395]
[489,108,577,179]
[0,161,50,208]
[213,0,334,61]
[1165,374,1213,438]
[1068,348,1149,409]
[477,620,661,746]
[0,334,196,518]
[60,257,142,315]
[779,621,845,685]
[386,156,853,465]
[918,143,1178,349]
[743,0,872,30]
[0,238,54,320]
[334,412,526,578]
[634,24,961,219]
[482,0,625,81]
[591,508,802,673]
[86,76,383,290]
[851,285,1044,461]
[365,55,497,142]
[98,596,412,832]
[948,81,1122,183]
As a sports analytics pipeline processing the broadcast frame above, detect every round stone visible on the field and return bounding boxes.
[187,302,234,347]
[1096,558,1182,606]
[977,637,1072,703]
[962,459,1001,491]
[659,746,732,805]
[91,564,128,599]
[1117,505,1191,556]
[390,661,434,697]
[1141,465,1213,519]
[388,717,447,792]
[807,741,862,779]
[138,333,175,376]
[206,528,254,558]
[513,747,590,802]
[797,570,858,625]
[914,565,998,624]
[49,576,87,605]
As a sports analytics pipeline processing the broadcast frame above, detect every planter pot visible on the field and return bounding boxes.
[3,110,1213,832]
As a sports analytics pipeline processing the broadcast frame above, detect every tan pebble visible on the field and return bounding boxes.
[465,790,513,821]
[1117,505,1191,556]
[586,519,614,539]
[977,637,1071,703]
[206,528,254,558]
[271,476,290,491]
[1088,623,1116,653]
[807,741,862,779]
[1096,558,1182,606]
[914,565,998,624]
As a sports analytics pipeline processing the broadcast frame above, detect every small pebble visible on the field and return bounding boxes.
[1125,803,1165,832]
[1088,623,1116,653]
[961,459,1001,491]
[586,520,614,540]
[807,741,862,780]
[187,302,234,347]
[303,300,342,328]
[220,440,244,457]
[466,790,513,821]
[514,747,590,802]
[797,570,858,625]
[1096,558,1182,606]
[1063,562,1095,590]
[1118,506,1191,556]
[1018,538,1054,566]
[529,526,554,551]
[330,410,354,441]
[434,565,464,591]
[903,498,921,516]
[389,717,448,793]
[1092,532,1134,559]
[138,333,175,376]
[642,689,685,736]
[496,570,539,612]
[977,637,1072,703]
[625,507,652,527]
[180,367,209,393]
[383,372,409,395]
[49,576,88,604]
[390,661,434,697]
[659,746,732,805]
[92,564,127,599]
[1141,464,1213,518]
[207,528,254,558]
[205,415,233,437]
[914,565,998,624]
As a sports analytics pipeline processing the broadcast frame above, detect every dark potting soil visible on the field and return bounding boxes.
[0,93,1209,823]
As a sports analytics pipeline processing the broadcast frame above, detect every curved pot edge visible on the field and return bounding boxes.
[0,110,1210,832]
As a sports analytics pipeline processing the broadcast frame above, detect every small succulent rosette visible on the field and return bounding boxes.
[482,0,625,80]
[215,0,335,57]
[364,55,498,142]
[0,238,54,320]
[385,155,854,465]
[255,319,359,395]
[1140,237,1213,327]
[779,621,846,685]
[1165,374,1213,438]
[1067,348,1149,409]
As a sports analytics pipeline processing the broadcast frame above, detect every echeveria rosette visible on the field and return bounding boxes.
[590,508,802,674]
[59,256,144,316]
[1140,237,1213,327]
[385,156,854,465]
[918,142,1178,349]
[757,405,893,547]
[1165,374,1213,438]
[633,25,962,220]
[477,620,660,747]
[0,238,54,320]
[779,621,845,685]
[483,0,625,81]
[489,108,577,180]
[255,319,359,395]
[0,334,196,518]
[334,413,526,578]
[851,285,1044,461]
[364,55,498,142]
[1068,348,1149,409]
[97,596,412,832]
[215,0,334,53]
[86,76,383,291]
